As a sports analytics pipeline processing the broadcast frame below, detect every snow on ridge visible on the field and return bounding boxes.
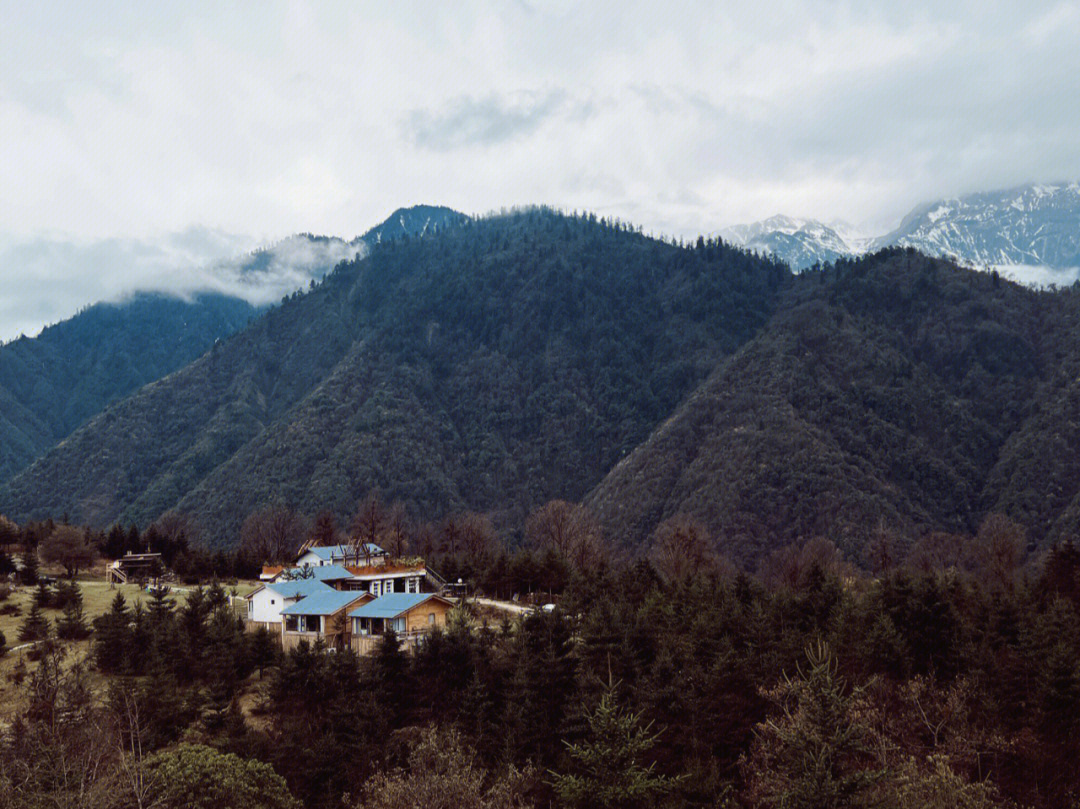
[722,181,1080,282]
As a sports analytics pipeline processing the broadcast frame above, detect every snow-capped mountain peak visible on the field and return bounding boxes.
[720,216,865,270]
[724,182,1080,283]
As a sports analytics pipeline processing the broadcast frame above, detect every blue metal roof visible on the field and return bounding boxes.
[279,564,354,581]
[348,593,444,619]
[280,590,371,616]
[264,579,333,599]
[304,544,385,561]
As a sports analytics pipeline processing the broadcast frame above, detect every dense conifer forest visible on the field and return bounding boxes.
[2,510,1079,808]
[0,293,258,481]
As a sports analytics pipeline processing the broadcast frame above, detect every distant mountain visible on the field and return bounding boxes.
[0,205,468,484]
[360,205,470,244]
[0,210,785,547]
[724,183,1080,282]
[587,248,1080,563]
[721,215,868,271]
[873,183,1080,274]
[11,206,1080,568]
[0,292,258,482]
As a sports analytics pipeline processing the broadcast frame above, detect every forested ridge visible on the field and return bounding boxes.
[5,209,1080,564]
[590,249,1080,562]
[0,209,787,549]
[0,293,258,481]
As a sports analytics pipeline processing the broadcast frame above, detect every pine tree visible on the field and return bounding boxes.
[550,685,680,809]
[20,549,39,585]
[740,641,885,809]
[93,591,130,673]
[33,579,53,609]
[18,600,51,643]
[373,627,409,731]
[56,582,91,640]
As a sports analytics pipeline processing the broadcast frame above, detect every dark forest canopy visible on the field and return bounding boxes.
[4,207,1080,565]
[5,522,1080,809]
[0,292,258,482]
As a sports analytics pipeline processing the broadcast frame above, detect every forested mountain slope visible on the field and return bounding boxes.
[0,293,258,481]
[0,210,788,545]
[0,206,467,487]
[587,248,1080,563]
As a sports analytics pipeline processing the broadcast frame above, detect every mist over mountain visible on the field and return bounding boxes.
[724,183,1080,284]
[0,205,469,484]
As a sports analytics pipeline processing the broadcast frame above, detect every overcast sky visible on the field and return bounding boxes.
[3,1,1080,339]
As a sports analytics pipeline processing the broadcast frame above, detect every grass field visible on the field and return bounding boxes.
[0,574,260,721]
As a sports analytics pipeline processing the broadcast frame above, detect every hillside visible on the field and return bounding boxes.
[0,207,468,486]
[587,248,1078,563]
[0,292,258,481]
[0,210,788,545]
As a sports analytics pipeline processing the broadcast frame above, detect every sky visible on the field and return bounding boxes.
[3,0,1080,339]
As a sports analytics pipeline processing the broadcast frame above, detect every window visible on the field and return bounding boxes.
[428,613,436,625]
[270,599,275,605]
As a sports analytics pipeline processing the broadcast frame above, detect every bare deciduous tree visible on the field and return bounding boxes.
[240,506,308,566]
[382,501,412,559]
[972,513,1027,592]
[153,510,199,549]
[350,492,384,564]
[905,531,966,576]
[41,524,95,579]
[525,500,605,573]
[648,514,732,584]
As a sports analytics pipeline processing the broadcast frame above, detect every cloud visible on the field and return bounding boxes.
[0,230,364,342]
[403,90,574,150]
[2,0,1079,336]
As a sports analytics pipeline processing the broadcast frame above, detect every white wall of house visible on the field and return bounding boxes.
[296,550,330,567]
[247,588,304,623]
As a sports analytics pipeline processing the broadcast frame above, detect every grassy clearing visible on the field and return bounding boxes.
[0,575,261,721]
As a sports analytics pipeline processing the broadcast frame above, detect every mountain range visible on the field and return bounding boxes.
[722,182,1080,285]
[6,195,1080,566]
[5,204,1080,569]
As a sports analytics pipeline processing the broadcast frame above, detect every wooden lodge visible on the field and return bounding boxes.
[106,552,164,584]
[347,593,455,655]
[245,542,452,654]
[279,590,374,651]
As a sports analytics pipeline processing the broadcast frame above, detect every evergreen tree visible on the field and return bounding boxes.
[373,627,409,730]
[550,686,680,809]
[249,625,279,678]
[205,606,243,718]
[20,549,39,585]
[740,641,884,809]
[93,591,130,673]
[18,600,51,643]
[32,579,53,609]
[55,582,90,640]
